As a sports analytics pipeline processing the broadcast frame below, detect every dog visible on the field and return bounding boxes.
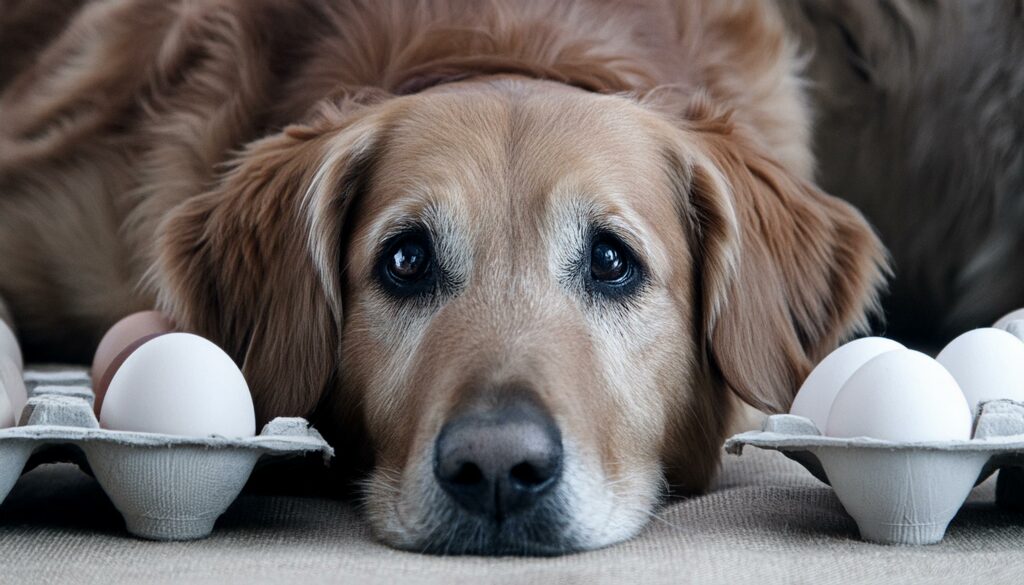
[0,0,896,554]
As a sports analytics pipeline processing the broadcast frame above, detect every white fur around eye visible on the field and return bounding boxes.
[545,198,591,287]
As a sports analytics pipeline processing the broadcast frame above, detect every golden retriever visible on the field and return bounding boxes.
[0,0,887,554]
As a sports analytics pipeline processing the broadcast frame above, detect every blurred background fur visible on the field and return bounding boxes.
[778,0,1024,346]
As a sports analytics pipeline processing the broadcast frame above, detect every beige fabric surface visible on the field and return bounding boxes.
[1,444,1022,584]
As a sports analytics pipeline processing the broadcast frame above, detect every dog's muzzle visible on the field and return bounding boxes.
[425,394,572,554]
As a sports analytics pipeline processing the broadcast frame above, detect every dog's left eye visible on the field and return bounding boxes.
[591,239,628,282]
[379,231,435,295]
[587,234,642,297]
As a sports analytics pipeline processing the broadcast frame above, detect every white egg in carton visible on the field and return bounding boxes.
[726,310,1024,545]
[0,370,333,541]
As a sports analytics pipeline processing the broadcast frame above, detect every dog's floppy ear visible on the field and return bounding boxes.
[670,113,888,414]
[154,106,385,423]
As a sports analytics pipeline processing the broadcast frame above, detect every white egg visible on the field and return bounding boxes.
[790,337,905,431]
[995,308,1024,342]
[0,320,22,372]
[826,349,971,442]
[0,373,15,428]
[0,356,27,422]
[937,328,1024,418]
[994,308,1024,329]
[100,333,255,437]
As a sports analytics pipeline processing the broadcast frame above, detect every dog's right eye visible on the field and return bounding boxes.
[379,232,435,296]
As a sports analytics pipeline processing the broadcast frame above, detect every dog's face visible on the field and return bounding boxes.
[157,78,884,555]
[341,81,707,554]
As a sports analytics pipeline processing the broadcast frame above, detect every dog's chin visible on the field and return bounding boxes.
[363,448,662,556]
[396,499,578,557]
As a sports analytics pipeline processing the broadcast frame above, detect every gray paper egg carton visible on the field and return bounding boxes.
[1,369,334,541]
[726,399,1024,545]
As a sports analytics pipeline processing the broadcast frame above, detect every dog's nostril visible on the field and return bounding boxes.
[451,462,484,486]
[509,461,550,489]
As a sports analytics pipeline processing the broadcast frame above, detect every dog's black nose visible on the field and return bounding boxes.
[434,400,562,521]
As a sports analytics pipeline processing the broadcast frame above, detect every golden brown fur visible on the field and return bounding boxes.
[0,0,885,553]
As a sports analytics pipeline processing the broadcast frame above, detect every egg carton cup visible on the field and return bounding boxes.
[0,371,334,541]
[725,399,1024,545]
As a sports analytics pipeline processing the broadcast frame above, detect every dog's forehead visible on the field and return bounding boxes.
[383,83,668,193]
[360,85,681,259]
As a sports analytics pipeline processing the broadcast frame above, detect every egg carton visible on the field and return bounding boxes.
[725,399,1024,545]
[1,369,334,541]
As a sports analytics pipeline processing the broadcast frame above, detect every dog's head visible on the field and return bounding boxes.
[156,78,884,554]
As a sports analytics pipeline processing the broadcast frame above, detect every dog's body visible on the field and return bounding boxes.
[779,0,1024,343]
[0,0,1017,554]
